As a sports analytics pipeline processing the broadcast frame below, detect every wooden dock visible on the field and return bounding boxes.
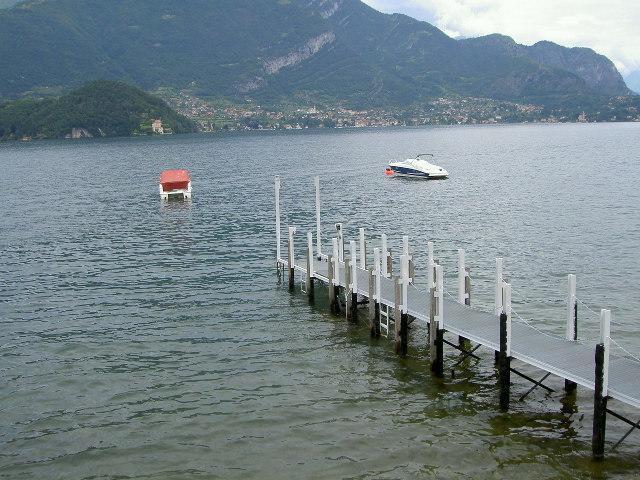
[274,176,640,460]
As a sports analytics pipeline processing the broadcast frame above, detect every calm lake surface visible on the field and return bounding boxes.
[1,123,639,479]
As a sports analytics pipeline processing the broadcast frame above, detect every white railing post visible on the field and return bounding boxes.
[566,274,577,341]
[350,240,358,294]
[435,264,444,328]
[458,249,466,304]
[374,247,381,302]
[275,176,281,262]
[400,253,409,314]
[427,242,436,292]
[359,228,366,269]
[502,281,512,356]
[307,231,314,277]
[332,237,340,285]
[381,234,389,277]
[288,226,296,266]
[402,235,411,285]
[495,257,504,315]
[600,309,611,396]
[315,176,322,257]
[336,223,344,262]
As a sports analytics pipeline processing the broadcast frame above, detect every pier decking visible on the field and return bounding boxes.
[275,176,640,460]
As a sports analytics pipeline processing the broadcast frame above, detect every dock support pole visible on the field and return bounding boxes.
[394,278,407,355]
[345,258,353,322]
[465,268,471,308]
[396,254,410,355]
[359,228,367,269]
[431,264,444,377]
[373,248,382,337]
[458,249,470,347]
[401,286,409,356]
[381,234,388,277]
[306,232,315,301]
[336,223,344,262]
[315,176,322,258]
[332,237,341,298]
[499,282,512,411]
[368,267,380,337]
[495,257,504,315]
[592,309,611,461]
[288,226,296,290]
[403,235,415,281]
[328,255,339,314]
[565,274,578,392]
[349,241,358,322]
[275,176,282,273]
[428,254,436,361]
[494,257,504,363]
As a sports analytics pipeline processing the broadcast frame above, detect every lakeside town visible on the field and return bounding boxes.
[157,88,640,132]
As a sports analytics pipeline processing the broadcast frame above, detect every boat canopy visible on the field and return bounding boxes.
[160,169,191,192]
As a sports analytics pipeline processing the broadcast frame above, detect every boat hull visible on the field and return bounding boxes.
[389,166,448,179]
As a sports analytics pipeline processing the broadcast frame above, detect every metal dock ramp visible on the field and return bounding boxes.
[276,175,640,460]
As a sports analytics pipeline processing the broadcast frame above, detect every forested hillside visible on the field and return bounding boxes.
[0,81,196,139]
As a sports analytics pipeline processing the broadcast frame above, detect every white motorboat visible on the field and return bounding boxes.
[385,154,449,179]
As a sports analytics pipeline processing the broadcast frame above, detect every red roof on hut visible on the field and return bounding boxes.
[160,169,191,192]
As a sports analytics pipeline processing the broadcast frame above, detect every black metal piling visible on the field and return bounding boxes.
[565,300,578,393]
[328,255,339,314]
[429,284,444,377]
[394,278,408,355]
[288,233,295,291]
[306,250,314,302]
[592,343,608,460]
[499,312,511,411]
[345,258,353,321]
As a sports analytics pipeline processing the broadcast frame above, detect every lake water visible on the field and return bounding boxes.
[1,123,639,479]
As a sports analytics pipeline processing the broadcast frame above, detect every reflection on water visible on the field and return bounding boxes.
[1,123,639,478]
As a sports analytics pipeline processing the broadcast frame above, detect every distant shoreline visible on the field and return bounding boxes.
[4,119,640,144]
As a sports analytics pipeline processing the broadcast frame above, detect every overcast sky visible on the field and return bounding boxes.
[361,0,640,75]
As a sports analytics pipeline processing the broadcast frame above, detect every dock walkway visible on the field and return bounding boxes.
[275,175,640,459]
[294,256,640,409]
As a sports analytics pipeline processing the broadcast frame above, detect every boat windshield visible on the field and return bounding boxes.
[409,157,433,167]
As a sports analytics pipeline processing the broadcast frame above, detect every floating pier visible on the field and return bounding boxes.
[274,175,640,460]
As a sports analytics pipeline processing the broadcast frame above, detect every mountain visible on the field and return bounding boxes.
[0,0,633,110]
[625,71,640,94]
[459,35,629,97]
[0,80,196,140]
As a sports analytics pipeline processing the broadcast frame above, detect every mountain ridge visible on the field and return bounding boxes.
[625,71,640,94]
[0,0,633,110]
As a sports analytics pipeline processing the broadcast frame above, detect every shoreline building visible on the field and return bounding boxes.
[152,119,164,134]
